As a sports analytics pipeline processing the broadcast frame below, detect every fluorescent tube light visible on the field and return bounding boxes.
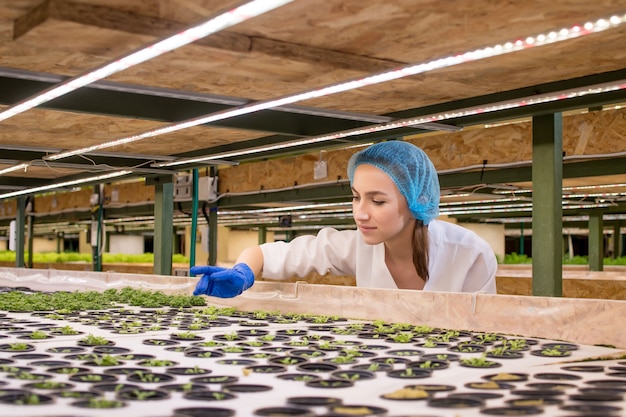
[0,163,29,175]
[564,183,626,191]
[440,197,523,207]
[440,201,613,216]
[0,170,131,200]
[0,0,294,124]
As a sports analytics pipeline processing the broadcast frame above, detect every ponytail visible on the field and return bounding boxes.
[412,220,429,282]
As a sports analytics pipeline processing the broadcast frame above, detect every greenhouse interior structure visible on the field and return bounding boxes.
[0,1,626,416]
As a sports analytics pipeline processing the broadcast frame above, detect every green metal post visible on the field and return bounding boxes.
[92,185,103,272]
[588,212,604,271]
[190,169,199,268]
[208,205,218,265]
[613,223,621,258]
[27,205,34,269]
[15,196,26,268]
[531,113,563,297]
[153,176,174,276]
[519,222,524,255]
[258,226,267,244]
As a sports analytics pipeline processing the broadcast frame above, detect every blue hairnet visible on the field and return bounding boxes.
[347,141,440,224]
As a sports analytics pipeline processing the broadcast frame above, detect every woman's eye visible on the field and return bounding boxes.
[351,195,360,201]
[372,200,384,205]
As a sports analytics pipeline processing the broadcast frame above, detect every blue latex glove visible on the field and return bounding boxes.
[190,263,254,298]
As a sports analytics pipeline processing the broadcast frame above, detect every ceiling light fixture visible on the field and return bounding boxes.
[566,192,624,198]
[440,201,613,216]
[0,163,29,175]
[155,78,626,167]
[0,0,294,124]
[218,201,352,216]
[488,213,626,224]
[45,12,626,162]
[440,197,523,207]
[563,182,626,191]
[495,182,626,195]
[0,170,131,200]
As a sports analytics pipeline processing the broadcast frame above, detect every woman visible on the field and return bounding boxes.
[191,141,497,298]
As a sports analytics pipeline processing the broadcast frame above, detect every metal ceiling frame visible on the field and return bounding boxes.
[1,67,626,238]
[2,67,625,172]
[2,155,626,229]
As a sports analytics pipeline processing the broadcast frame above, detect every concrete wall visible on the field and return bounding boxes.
[109,234,144,255]
[459,222,506,259]
[79,229,91,254]
[0,236,61,254]
[32,237,58,253]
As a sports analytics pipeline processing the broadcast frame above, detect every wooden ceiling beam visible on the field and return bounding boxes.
[11,0,401,73]
[12,0,51,40]
[249,37,402,72]
[48,0,251,52]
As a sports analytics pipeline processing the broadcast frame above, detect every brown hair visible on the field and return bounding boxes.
[412,220,429,282]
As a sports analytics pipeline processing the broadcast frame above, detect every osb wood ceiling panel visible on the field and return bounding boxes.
[0,109,271,156]
[216,109,626,194]
[4,1,625,104]
[0,0,625,186]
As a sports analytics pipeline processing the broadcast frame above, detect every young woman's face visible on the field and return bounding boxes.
[351,164,415,245]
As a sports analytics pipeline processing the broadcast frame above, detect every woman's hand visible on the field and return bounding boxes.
[190,263,255,298]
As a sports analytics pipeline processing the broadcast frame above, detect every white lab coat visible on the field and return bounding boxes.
[260,220,497,293]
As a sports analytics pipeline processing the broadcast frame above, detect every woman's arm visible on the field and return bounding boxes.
[462,249,498,294]
[235,246,264,279]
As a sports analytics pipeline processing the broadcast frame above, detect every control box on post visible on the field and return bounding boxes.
[173,175,217,202]
[198,176,218,201]
[173,174,192,202]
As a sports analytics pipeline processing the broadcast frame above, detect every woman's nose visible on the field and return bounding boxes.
[352,201,368,220]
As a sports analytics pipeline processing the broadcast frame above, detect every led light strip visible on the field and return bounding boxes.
[44,12,626,162]
[0,170,131,200]
[495,182,626,194]
[440,199,610,215]
[564,183,626,191]
[488,214,626,223]
[0,163,29,175]
[443,202,534,213]
[0,0,294,124]
[440,197,524,207]
[218,201,352,216]
[440,201,613,216]
[440,193,473,199]
[566,192,624,198]
[156,78,626,167]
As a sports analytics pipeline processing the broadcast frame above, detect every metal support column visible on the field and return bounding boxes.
[190,169,199,269]
[92,185,103,272]
[613,223,621,258]
[208,205,218,265]
[531,113,563,297]
[588,212,604,271]
[151,175,174,276]
[26,197,34,268]
[57,232,63,253]
[15,196,26,268]
[258,226,267,245]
